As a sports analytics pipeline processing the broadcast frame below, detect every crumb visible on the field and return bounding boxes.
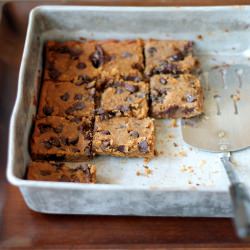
[189,147,193,151]
[159,151,164,155]
[196,183,200,186]
[188,180,192,185]
[144,158,150,164]
[136,171,141,176]
[169,119,178,128]
[173,142,178,147]
[179,150,187,157]
[167,133,175,139]
[144,166,152,176]
[79,37,87,41]
[180,165,194,173]
[154,150,159,157]
[231,93,240,102]
[197,34,203,40]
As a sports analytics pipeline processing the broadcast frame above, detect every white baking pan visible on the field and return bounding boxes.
[7,5,250,216]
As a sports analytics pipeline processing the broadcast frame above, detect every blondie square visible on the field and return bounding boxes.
[93,39,144,81]
[93,116,155,158]
[144,39,198,76]
[150,74,204,118]
[31,116,93,161]
[96,79,149,119]
[27,161,96,183]
[38,80,95,119]
[44,40,99,83]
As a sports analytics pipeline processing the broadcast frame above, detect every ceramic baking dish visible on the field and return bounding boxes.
[7,5,250,216]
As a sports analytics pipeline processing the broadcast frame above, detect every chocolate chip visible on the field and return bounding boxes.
[169,52,184,61]
[117,105,130,113]
[84,132,92,140]
[162,105,179,116]
[132,63,144,73]
[160,78,167,85]
[124,83,139,93]
[49,137,61,147]
[148,47,157,56]
[65,102,85,114]
[183,107,195,114]
[186,94,197,103]
[71,147,80,153]
[152,62,180,75]
[48,68,60,80]
[60,92,70,101]
[54,124,63,133]
[123,75,141,82]
[43,106,53,116]
[90,45,111,68]
[40,170,51,176]
[54,45,70,54]
[68,136,79,145]
[101,130,111,135]
[101,139,110,150]
[75,75,92,85]
[38,123,52,133]
[43,141,52,149]
[95,108,105,115]
[129,131,139,138]
[122,51,132,58]
[116,88,124,94]
[74,94,83,100]
[117,145,126,152]
[84,146,92,156]
[138,140,149,153]
[77,62,86,69]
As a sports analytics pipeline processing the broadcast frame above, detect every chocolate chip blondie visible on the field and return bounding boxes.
[93,116,155,158]
[144,39,198,76]
[93,39,144,81]
[31,116,93,161]
[27,161,96,183]
[38,80,95,119]
[96,78,149,119]
[150,74,203,118]
[44,40,99,82]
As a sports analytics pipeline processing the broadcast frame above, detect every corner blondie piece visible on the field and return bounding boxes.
[31,116,93,161]
[27,161,96,183]
[38,80,95,119]
[93,39,144,81]
[144,39,198,76]
[96,79,149,119]
[93,116,155,158]
[150,74,204,118]
[44,40,99,82]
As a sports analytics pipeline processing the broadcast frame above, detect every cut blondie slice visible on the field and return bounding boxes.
[144,39,198,76]
[150,74,204,118]
[91,39,144,81]
[27,161,96,183]
[93,116,155,158]
[38,80,95,119]
[44,40,99,82]
[31,116,93,161]
[96,79,149,119]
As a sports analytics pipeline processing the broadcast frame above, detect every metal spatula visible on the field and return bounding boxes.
[181,64,250,239]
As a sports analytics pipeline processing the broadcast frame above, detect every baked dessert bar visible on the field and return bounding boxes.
[31,116,93,161]
[95,39,144,81]
[144,39,198,76]
[96,78,149,119]
[44,40,99,82]
[27,161,96,183]
[150,74,203,118]
[93,116,155,158]
[38,80,95,119]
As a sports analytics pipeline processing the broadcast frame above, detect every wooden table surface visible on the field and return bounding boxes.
[1,1,250,249]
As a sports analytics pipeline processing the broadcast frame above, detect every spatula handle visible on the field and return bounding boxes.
[230,182,250,239]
